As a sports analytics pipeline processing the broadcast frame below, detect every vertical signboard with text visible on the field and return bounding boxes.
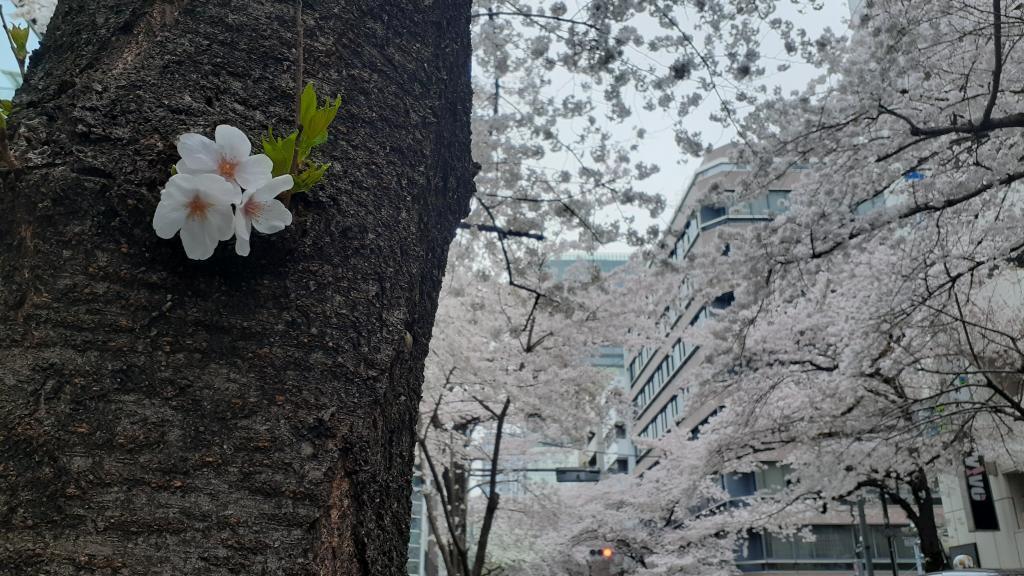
[964,454,999,531]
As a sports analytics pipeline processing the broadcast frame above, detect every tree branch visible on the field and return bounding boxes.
[470,10,600,31]
[471,396,511,576]
[418,439,472,576]
[982,0,1003,125]
[457,222,545,241]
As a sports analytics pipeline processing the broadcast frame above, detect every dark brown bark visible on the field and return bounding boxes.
[870,471,948,573]
[0,0,474,574]
[907,471,948,573]
[852,469,948,574]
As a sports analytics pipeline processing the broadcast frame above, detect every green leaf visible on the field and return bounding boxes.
[299,83,318,133]
[9,25,29,60]
[293,162,330,194]
[261,128,299,178]
[170,164,178,176]
[300,95,341,157]
[0,99,13,129]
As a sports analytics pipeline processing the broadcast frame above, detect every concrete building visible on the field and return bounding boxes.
[407,474,432,576]
[628,143,798,468]
[937,451,1024,568]
[580,345,636,477]
[625,144,926,574]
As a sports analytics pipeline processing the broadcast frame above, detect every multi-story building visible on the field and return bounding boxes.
[625,144,926,574]
[938,457,1024,569]
[580,345,635,478]
[407,474,430,576]
[628,143,797,468]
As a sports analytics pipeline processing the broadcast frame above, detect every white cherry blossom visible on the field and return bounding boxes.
[176,125,273,191]
[233,175,294,257]
[153,173,237,260]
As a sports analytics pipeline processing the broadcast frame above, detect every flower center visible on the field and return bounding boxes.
[244,199,264,220]
[186,195,211,221]
[218,158,237,180]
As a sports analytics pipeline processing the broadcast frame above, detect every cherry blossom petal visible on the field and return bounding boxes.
[234,154,274,190]
[234,200,253,240]
[162,173,194,201]
[180,214,220,260]
[175,159,203,175]
[251,199,293,235]
[177,133,219,172]
[195,174,241,206]
[235,232,252,257]
[215,125,252,162]
[251,175,295,202]
[209,204,235,242]
[152,199,187,239]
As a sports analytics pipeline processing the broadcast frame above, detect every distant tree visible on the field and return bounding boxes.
[641,0,1024,572]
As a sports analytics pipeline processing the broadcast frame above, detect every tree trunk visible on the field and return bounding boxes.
[909,472,948,572]
[0,1,474,574]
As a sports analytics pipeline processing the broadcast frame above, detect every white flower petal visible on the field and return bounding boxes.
[175,159,203,175]
[180,215,219,260]
[209,204,235,242]
[251,199,293,235]
[235,234,251,257]
[215,125,252,161]
[235,154,274,190]
[177,133,219,172]
[195,174,241,206]
[234,205,252,240]
[153,199,187,239]
[162,174,194,202]
[252,175,294,202]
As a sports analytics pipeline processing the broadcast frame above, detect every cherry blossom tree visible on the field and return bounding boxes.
[0,0,860,572]
[622,0,1024,572]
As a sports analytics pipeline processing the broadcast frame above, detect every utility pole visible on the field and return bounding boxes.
[858,498,876,576]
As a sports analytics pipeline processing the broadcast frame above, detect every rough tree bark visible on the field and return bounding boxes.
[907,470,948,573]
[0,0,474,574]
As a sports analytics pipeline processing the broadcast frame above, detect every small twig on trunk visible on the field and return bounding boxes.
[282,0,305,207]
[0,7,24,77]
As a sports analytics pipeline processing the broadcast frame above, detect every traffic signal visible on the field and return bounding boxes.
[589,547,614,559]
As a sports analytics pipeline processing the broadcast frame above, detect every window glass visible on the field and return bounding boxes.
[748,196,769,215]
[700,205,727,223]
[768,190,790,213]
[723,472,757,497]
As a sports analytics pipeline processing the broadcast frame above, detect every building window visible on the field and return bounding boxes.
[711,291,735,310]
[700,205,728,224]
[767,190,790,213]
[672,215,700,261]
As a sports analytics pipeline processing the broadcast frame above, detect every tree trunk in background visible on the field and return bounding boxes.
[910,472,948,572]
[0,0,474,574]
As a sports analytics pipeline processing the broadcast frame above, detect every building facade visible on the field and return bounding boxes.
[939,456,1024,568]
[625,144,926,574]
[628,144,797,468]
